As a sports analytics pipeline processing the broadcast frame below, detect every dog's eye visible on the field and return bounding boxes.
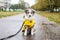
[31,11,34,14]
[26,12,29,14]
[25,10,28,13]
[27,12,29,13]
[27,12,29,14]
[32,11,35,14]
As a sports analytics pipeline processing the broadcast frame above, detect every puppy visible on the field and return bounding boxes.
[23,8,35,20]
[22,8,36,36]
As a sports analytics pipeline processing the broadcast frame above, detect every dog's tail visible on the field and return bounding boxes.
[0,22,24,40]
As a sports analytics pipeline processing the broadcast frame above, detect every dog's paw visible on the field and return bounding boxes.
[24,32,27,36]
[31,29,36,35]
[31,31,35,35]
[23,30,27,36]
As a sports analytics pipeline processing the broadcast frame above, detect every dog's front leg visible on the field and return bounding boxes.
[31,27,36,35]
[24,28,27,36]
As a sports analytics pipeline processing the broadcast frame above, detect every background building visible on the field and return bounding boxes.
[0,0,11,10]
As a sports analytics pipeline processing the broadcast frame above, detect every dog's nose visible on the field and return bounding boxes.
[29,15,31,17]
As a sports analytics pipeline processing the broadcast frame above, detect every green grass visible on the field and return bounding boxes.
[0,12,21,18]
[37,11,60,25]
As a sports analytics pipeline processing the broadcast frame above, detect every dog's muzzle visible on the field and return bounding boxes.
[29,15,31,17]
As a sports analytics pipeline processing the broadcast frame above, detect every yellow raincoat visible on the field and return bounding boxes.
[22,19,35,31]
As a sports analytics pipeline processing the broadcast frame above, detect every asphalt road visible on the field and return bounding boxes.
[0,13,60,40]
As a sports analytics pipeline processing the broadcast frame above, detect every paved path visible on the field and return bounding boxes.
[0,13,60,40]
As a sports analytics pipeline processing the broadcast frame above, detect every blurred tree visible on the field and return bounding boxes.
[48,0,60,12]
[19,0,26,9]
[10,0,27,9]
[32,0,49,11]
[19,0,29,9]
[10,4,19,9]
[32,0,60,12]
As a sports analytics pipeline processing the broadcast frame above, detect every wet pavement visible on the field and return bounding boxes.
[0,13,60,40]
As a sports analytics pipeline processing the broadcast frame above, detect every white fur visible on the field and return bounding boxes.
[24,28,36,36]
[23,8,35,20]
